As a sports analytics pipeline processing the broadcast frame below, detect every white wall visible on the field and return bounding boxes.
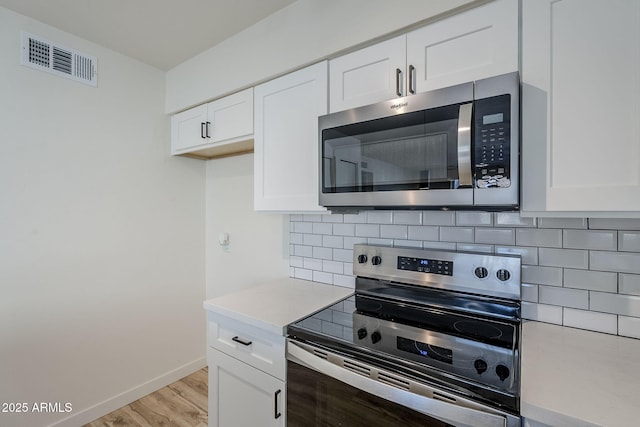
[165,0,479,113]
[205,154,289,298]
[0,7,206,427]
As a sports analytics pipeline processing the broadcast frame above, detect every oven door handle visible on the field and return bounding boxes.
[457,102,474,188]
[288,341,508,427]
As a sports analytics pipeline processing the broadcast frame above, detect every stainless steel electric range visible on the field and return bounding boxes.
[287,244,522,427]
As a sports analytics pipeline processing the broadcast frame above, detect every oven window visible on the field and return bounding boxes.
[322,105,461,193]
[287,361,454,427]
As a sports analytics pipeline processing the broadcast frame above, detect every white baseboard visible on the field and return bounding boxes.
[48,357,207,427]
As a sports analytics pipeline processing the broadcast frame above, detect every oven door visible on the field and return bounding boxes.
[287,340,520,427]
[319,83,474,209]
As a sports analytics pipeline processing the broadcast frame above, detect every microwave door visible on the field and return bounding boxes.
[321,110,473,208]
[319,82,476,209]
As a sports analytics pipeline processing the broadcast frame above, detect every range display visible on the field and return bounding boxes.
[397,337,453,364]
[397,256,453,275]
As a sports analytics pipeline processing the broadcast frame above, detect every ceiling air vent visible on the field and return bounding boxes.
[21,32,97,87]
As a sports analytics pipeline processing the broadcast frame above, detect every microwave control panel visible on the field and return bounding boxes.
[473,94,511,189]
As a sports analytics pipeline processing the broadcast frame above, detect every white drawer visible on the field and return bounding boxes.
[207,312,286,380]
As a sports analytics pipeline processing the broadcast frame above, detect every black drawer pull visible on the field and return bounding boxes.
[274,389,282,419]
[232,336,252,346]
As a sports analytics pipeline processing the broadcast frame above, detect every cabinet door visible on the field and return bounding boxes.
[208,88,253,144]
[329,35,406,112]
[170,103,208,153]
[254,61,328,212]
[522,0,640,214]
[208,348,285,427]
[407,0,518,93]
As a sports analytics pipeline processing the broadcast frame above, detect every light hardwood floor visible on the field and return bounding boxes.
[84,367,208,427]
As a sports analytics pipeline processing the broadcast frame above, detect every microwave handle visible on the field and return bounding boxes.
[457,103,473,187]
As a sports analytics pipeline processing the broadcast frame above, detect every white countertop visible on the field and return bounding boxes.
[202,277,353,336]
[521,321,640,427]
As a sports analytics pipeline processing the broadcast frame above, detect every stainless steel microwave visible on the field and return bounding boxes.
[319,72,519,211]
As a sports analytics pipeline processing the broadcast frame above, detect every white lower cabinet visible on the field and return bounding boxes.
[206,312,286,427]
[208,347,285,427]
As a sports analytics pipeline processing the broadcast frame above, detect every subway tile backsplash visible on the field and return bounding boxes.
[289,211,640,340]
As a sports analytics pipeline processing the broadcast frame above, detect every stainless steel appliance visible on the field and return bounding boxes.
[319,72,519,211]
[287,244,522,427]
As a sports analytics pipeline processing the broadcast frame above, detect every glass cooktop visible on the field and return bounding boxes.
[290,295,356,343]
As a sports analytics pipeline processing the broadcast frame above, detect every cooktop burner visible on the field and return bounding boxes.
[354,287,518,349]
[453,320,504,340]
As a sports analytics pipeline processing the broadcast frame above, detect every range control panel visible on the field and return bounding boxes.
[397,256,453,276]
[353,244,522,301]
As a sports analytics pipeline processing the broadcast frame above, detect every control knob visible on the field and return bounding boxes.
[474,359,488,375]
[496,364,510,381]
[474,267,489,279]
[370,331,382,344]
[357,254,368,264]
[497,269,511,281]
[357,328,368,340]
[371,256,382,266]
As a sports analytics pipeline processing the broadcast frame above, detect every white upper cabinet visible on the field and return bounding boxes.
[329,36,406,113]
[329,0,518,113]
[171,88,253,159]
[407,0,518,94]
[254,62,328,212]
[521,0,640,216]
[171,103,208,153]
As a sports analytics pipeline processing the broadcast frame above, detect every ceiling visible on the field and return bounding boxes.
[0,0,297,70]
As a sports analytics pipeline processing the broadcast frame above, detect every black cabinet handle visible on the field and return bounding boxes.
[206,121,211,138]
[395,68,402,97]
[200,122,206,138]
[274,389,282,419]
[409,64,416,94]
[231,336,252,346]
